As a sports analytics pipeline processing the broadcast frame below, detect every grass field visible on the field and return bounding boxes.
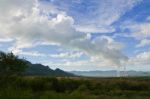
[0,76,150,99]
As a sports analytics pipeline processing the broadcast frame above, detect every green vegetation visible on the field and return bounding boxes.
[0,51,150,99]
[0,51,74,77]
[0,51,28,77]
[0,77,150,99]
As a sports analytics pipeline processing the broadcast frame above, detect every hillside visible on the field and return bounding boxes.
[24,62,74,77]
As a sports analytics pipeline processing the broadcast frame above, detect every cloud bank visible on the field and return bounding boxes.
[1,0,150,71]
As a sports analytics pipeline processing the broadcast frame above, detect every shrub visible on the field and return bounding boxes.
[0,51,28,77]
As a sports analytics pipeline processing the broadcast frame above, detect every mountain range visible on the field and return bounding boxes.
[71,70,150,77]
[23,61,150,77]
[24,61,74,77]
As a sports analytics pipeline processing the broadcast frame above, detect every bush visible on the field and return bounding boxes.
[0,51,28,77]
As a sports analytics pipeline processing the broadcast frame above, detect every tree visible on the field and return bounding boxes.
[0,51,28,76]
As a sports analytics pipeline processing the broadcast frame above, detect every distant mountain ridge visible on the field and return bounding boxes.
[71,70,150,77]
[24,62,74,77]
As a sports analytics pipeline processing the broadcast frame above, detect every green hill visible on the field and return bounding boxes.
[24,61,74,77]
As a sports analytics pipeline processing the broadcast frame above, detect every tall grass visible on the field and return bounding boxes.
[0,77,150,99]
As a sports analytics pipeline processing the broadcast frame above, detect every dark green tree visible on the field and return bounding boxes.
[0,51,28,76]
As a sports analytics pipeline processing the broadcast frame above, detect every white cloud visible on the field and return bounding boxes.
[21,51,46,57]
[48,0,141,33]
[75,25,115,33]
[50,52,83,59]
[129,51,150,66]
[43,55,122,71]
[136,39,150,47]
[93,0,141,26]
[70,35,128,66]
[0,38,13,42]
[0,0,127,67]
[133,23,150,39]
[122,22,150,39]
[9,48,46,57]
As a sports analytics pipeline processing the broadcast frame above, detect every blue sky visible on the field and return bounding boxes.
[0,0,150,71]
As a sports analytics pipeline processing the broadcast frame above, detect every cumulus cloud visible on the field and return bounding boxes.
[0,0,128,67]
[70,35,128,66]
[129,51,150,66]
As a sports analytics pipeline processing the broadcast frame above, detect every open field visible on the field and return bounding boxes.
[0,76,150,99]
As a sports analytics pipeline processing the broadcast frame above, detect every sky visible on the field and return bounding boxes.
[0,0,150,71]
